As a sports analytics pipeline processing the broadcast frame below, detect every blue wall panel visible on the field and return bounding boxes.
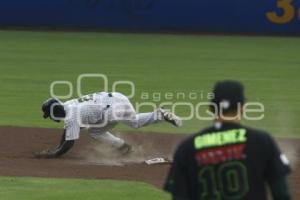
[0,0,299,34]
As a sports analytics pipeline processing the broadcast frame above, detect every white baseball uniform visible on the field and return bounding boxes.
[62,92,163,148]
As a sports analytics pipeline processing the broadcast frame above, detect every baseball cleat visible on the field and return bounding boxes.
[118,143,133,155]
[159,108,182,127]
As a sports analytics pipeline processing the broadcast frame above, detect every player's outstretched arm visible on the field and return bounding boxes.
[33,129,75,159]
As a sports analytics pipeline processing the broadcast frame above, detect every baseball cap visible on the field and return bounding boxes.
[211,80,245,114]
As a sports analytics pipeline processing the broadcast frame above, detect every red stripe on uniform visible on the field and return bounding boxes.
[195,143,246,166]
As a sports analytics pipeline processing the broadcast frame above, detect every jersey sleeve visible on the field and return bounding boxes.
[64,106,80,141]
[264,135,291,182]
[64,121,80,141]
[164,144,190,200]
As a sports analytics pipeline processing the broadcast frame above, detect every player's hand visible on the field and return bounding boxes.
[33,149,57,159]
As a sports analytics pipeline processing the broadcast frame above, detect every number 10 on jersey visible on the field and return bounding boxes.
[198,162,249,200]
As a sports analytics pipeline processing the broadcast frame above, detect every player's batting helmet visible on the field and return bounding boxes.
[42,98,65,122]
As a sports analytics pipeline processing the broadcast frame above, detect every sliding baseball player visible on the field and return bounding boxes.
[34,92,182,158]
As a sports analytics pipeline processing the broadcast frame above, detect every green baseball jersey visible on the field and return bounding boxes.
[164,122,291,200]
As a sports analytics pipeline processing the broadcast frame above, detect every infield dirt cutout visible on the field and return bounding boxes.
[0,127,299,198]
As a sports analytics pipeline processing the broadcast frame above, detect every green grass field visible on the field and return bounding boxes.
[0,177,168,200]
[1,31,300,135]
[0,30,299,199]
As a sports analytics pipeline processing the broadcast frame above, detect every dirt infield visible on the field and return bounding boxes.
[0,127,299,198]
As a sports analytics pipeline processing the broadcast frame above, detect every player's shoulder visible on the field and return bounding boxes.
[198,126,216,135]
[63,98,78,106]
[175,127,216,153]
[242,125,273,141]
[238,125,279,152]
[176,135,194,150]
[173,134,197,158]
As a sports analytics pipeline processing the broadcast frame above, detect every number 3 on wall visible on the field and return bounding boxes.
[266,0,295,24]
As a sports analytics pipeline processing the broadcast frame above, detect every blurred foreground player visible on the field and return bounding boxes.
[34,92,182,158]
[164,80,291,200]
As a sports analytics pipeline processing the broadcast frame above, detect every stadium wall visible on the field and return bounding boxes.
[0,0,300,34]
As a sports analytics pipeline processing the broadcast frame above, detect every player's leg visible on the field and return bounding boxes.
[110,92,182,128]
[123,109,161,128]
[109,92,182,128]
[88,127,132,154]
[88,126,123,148]
[123,108,182,128]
